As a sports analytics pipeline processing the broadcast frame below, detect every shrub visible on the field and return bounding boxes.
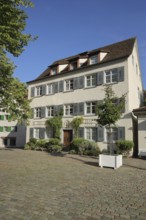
[49,138,60,145]
[29,138,37,144]
[51,145,62,153]
[70,138,100,156]
[115,140,134,156]
[36,139,46,151]
[24,143,31,150]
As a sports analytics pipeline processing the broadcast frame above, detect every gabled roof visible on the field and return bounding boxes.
[29,37,136,83]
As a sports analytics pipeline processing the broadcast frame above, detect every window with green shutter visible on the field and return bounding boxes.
[0,126,4,132]
[0,115,4,120]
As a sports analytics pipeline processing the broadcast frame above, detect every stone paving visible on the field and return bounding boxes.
[0,149,146,220]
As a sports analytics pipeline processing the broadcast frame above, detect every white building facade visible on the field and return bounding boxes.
[27,38,143,152]
[0,111,26,148]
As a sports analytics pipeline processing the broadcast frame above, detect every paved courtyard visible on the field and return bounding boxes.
[0,149,146,220]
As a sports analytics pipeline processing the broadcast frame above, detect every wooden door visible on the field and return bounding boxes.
[63,130,73,147]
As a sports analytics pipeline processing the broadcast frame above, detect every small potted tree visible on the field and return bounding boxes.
[96,86,126,169]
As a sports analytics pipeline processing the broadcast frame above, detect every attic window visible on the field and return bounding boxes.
[90,55,98,65]
[70,61,77,70]
[51,67,57,75]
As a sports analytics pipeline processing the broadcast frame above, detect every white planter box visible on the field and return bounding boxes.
[99,154,123,169]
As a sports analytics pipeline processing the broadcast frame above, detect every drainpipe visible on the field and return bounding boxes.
[131,111,138,157]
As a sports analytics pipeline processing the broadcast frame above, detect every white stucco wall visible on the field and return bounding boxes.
[137,115,146,156]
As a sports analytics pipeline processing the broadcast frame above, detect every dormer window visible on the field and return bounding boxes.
[51,67,57,75]
[90,55,98,65]
[70,61,78,70]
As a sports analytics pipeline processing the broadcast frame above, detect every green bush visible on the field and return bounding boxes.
[116,140,134,156]
[51,145,62,153]
[29,138,37,144]
[24,143,31,150]
[36,139,46,151]
[70,138,100,156]
[48,138,60,145]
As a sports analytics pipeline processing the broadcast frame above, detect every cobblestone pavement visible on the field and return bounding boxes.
[0,149,146,220]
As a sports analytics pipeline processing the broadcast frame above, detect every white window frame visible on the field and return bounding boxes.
[105,69,118,84]
[86,102,96,115]
[35,108,41,118]
[51,67,57,75]
[86,74,96,87]
[47,106,54,117]
[105,127,118,143]
[47,84,54,95]
[64,104,73,116]
[36,86,43,96]
[90,55,98,65]
[85,127,97,142]
[65,79,74,91]
[34,128,40,139]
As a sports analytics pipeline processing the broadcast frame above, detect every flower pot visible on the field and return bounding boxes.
[99,154,122,169]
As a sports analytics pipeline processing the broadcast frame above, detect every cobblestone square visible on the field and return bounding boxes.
[0,149,146,220]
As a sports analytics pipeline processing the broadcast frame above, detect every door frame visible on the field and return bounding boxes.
[63,129,73,147]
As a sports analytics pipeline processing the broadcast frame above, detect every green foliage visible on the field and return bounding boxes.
[46,116,62,139]
[29,138,37,144]
[70,138,100,156]
[96,86,125,127]
[24,143,30,150]
[71,117,83,138]
[115,140,134,156]
[0,0,35,56]
[51,145,62,153]
[36,139,46,151]
[0,0,36,121]
[48,138,60,145]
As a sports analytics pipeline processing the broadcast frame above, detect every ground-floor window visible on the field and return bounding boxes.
[34,128,40,139]
[85,127,97,141]
[106,127,118,142]
[10,138,16,146]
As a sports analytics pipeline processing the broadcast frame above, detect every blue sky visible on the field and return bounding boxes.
[11,0,146,88]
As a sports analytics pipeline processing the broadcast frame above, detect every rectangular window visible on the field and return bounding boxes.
[86,74,96,87]
[64,104,73,116]
[36,86,43,96]
[10,138,16,146]
[106,127,118,142]
[105,69,118,84]
[65,79,74,91]
[86,127,97,142]
[34,128,40,139]
[51,67,57,75]
[0,115,4,120]
[70,61,77,70]
[35,108,41,118]
[47,106,54,117]
[90,55,98,65]
[86,102,96,114]
[47,84,54,94]
[4,126,11,132]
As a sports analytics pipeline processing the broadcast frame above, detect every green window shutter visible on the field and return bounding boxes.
[78,127,84,138]
[8,115,11,121]
[97,72,104,86]
[30,128,34,138]
[0,115,4,120]
[118,67,124,82]
[7,127,11,132]
[0,126,4,132]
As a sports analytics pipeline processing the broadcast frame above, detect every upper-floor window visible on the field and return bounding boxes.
[86,102,96,115]
[36,86,43,96]
[51,67,57,75]
[65,79,74,91]
[90,55,98,65]
[70,61,77,70]
[47,84,54,95]
[86,74,96,87]
[105,69,118,84]
[35,108,41,118]
[47,106,54,117]
[64,104,73,116]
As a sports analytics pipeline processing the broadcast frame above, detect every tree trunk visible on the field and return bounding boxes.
[109,126,112,154]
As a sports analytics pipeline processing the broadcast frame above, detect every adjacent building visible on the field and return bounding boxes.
[0,111,26,148]
[27,37,143,153]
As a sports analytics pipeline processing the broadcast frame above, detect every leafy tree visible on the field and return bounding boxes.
[96,86,126,154]
[0,0,36,121]
[71,117,83,138]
